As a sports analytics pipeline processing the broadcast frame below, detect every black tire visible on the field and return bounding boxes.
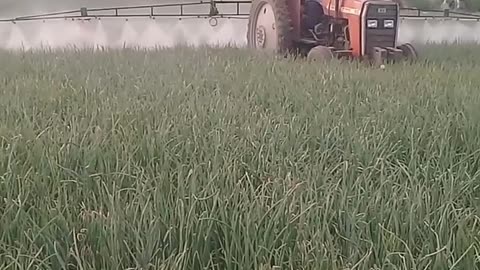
[397,42,418,61]
[307,45,334,62]
[246,0,295,54]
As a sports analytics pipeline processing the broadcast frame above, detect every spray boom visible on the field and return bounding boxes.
[0,1,252,23]
[1,1,479,23]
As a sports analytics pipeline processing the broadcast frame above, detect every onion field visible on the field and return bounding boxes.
[0,44,480,269]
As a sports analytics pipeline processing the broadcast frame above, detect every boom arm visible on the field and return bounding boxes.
[0,0,478,23]
[0,1,252,22]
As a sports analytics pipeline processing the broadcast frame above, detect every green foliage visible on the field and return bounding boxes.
[0,44,480,269]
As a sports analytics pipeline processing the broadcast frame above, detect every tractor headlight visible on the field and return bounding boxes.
[384,19,394,28]
[367,19,378,28]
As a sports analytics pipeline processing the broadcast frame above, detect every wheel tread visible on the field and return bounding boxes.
[247,0,295,54]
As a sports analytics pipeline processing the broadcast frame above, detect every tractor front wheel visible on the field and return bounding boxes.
[307,45,334,62]
[246,0,295,54]
[397,43,418,61]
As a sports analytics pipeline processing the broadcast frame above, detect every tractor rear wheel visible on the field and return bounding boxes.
[307,45,334,62]
[246,0,295,54]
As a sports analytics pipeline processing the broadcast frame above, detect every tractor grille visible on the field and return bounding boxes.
[364,4,398,55]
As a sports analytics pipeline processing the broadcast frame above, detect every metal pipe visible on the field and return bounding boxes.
[1,1,479,24]
[335,0,340,18]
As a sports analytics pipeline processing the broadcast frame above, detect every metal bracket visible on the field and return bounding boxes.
[80,7,88,17]
[209,2,219,16]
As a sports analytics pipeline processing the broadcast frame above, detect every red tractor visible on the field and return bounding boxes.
[246,0,418,63]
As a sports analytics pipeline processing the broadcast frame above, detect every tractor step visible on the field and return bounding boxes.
[331,48,353,59]
[298,38,319,45]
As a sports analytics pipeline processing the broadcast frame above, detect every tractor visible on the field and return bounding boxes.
[246,0,418,64]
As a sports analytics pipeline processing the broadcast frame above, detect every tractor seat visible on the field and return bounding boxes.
[303,0,326,31]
